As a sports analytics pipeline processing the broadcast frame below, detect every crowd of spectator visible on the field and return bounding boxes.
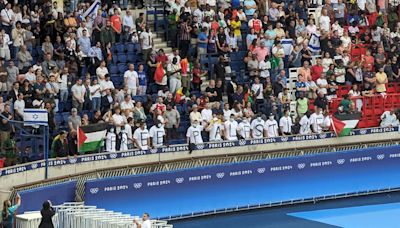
[0,0,400,166]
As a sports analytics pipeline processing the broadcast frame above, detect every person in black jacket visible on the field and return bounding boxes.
[51,131,69,158]
[39,200,55,228]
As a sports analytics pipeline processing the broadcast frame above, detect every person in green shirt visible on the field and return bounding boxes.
[296,93,309,118]
[339,94,351,113]
[4,134,17,167]
[167,9,178,47]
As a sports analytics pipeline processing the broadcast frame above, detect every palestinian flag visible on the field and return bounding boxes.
[331,114,360,137]
[77,123,108,153]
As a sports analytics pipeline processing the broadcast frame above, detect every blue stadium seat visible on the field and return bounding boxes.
[62,112,70,125]
[117,64,128,73]
[112,54,118,64]
[55,114,63,125]
[117,54,127,63]
[115,43,125,53]
[109,64,118,74]
[126,43,137,53]
[127,53,137,63]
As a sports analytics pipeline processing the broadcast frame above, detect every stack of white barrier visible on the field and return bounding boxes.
[16,202,173,228]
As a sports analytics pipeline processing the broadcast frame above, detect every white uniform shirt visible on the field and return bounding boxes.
[279,116,293,133]
[299,115,311,135]
[224,120,238,141]
[149,125,166,147]
[309,113,324,133]
[187,125,204,143]
[265,119,279,137]
[133,127,150,150]
[251,118,265,138]
[208,121,223,141]
[238,120,251,139]
[119,131,129,151]
[106,132,117,152]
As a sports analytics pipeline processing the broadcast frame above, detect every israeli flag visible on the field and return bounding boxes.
[83,0,101,21]
[23,109,48,126]
[308,33,321,53]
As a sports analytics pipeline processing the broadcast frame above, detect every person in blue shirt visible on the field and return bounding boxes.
[137,64,147,95]
[197,27,208,59]
[243,0,256,16]
[2,194,21,228]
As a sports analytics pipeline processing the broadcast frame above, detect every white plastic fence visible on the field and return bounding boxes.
[16,202,173,228]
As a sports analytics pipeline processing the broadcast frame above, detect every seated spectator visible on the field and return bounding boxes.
[348,84,362,112]
[380,109,399,127]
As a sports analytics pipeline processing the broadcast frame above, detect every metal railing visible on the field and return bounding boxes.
[16,202,173,228]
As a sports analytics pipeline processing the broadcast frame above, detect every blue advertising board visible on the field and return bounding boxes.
[18,181,77,214]
[85,145,400,219]
[0,126,397,177]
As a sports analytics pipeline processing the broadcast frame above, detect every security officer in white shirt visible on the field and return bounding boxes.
[265,113,279,137]
[224,114,238,141]
[149,120,166,148]
[251,115,266,138]
[309,107,324,133]
[238,117,251,139]
[133,120,150,150]
[279,109,293,135]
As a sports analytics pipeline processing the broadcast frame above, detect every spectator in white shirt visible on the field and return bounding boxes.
[71,79,85,111]
[251,115,266,138]
[90,79,101,111]
[122,10,135,42]
[265,113,279,137]
[380,109,399,127]
[120,94,135,114]
[96,61,109,81]
[1,3,14,35]
[279,109,293,135]
[310,107,324,133]
[133,120,150,150]
[13,93,25,121]
[134,213,152,228]
[187,119,204,146]
[299,112,311,135]
[124,63,139,96]
[316,73,328,95]
[251,77,264,101]
[201,103,213,127]
[0,29,11,60]
[100,75,115,96]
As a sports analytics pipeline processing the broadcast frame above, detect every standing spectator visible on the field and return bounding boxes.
[133,120,150,150]
[140,27,153,62]
[122,10,134,42]
[124,64,139,96]
[251,116,266,139]
[16,45,32,73]
[68,108,81,132]
[279,109,293,135]
[90,79,101,111]
[100,20,115,48]
[163,103,180,140]
[187,119,203,147]
[265,113,279,138]
[179,18,191,58]
[51,130,69,158]
[310,107,324,133]
[71,79,85,111]
[137,64,147,95]
[6,61,18,91]
[149,120,166,148]
[333,0,346,26]
[110,9,122,42]
[0,29,11,60]
[375,67,388,93]
[299,112,311,135]
[167,57,182,94]
[1,3,14,36]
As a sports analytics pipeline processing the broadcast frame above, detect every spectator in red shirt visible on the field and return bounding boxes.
[156,49,168,63]
[311,58,323,81]
[248,13,262,33]
[110,9,122,42]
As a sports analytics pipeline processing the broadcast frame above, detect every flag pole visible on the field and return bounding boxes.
[44,124,49,179]
[330,115,339,137]
[330,116,339,137]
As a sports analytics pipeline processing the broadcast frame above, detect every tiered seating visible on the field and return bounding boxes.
[108,42,141,88]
